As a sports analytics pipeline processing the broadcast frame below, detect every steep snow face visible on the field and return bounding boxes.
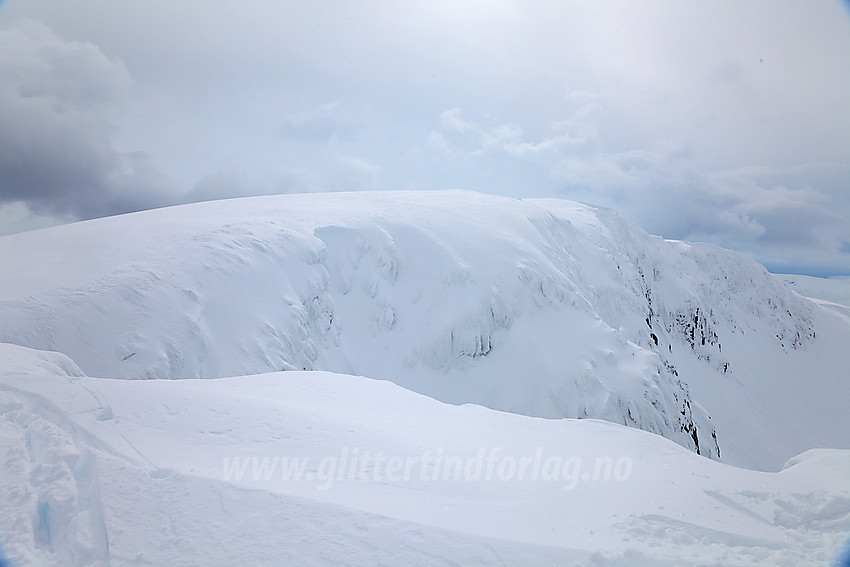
[0,191,847,469]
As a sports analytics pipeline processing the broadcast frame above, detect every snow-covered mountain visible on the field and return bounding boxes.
[1,191,848,472]
[2,190,850,565]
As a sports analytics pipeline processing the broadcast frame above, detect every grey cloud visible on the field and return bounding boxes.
[278,168,323,195]
[431,108,595,169]
[1,1,848,273]
[740,199,844,248]
[182,168,246,204]
[181,139,379,203]
[278,103,347,143]
[321,137,379,192]
[711,59,748,86]
[0,21,176,220]
[426,108,850,273]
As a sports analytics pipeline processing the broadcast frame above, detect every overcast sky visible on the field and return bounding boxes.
[1,1,849,275]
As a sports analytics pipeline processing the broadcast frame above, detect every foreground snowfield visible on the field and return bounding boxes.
[1,191,850,564]
[2,343,849,566]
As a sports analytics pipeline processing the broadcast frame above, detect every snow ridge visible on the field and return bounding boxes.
[0,190,845,469]
[2,352,850,566]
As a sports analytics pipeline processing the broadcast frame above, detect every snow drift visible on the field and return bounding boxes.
[1,342,849,566]
[1,190,848,470]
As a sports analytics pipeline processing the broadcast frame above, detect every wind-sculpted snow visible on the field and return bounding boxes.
[2,344,850,566]
[0,190,848,470]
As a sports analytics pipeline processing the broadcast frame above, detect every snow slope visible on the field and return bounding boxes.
[776,274,850,319]
[1,191,848,471]
[2,343,849,566]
